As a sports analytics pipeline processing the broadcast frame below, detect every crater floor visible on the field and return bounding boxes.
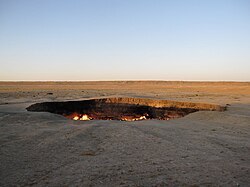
[0,81,250,186]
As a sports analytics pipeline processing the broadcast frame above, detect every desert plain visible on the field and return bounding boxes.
[0,81,250,186]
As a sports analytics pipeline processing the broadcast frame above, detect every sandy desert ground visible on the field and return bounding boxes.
[0,81,250,186]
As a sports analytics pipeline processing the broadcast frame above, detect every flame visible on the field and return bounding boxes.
[73,116,80,120]
[139,116,146,120]
[72,114,146,121]
[121,115,146,121]
[80,114,90,120]
[72,114,90,121]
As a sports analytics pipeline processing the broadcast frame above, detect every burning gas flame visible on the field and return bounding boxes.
[73,116,80,120]
[121,115,147,121]
[73,114,90,121]
[139,116,146,120]
[80,114,90,120]
[72,114,146,121]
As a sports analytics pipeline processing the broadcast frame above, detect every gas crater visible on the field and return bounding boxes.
[26,97,226,121]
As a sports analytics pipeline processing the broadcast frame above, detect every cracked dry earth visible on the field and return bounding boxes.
[0,81,250,186]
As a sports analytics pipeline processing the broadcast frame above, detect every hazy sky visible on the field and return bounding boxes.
[0,0,250,81]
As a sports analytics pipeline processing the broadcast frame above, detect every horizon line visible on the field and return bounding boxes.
[0,80,250,83]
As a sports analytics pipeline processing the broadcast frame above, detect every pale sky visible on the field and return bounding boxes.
[0,0,250,81]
